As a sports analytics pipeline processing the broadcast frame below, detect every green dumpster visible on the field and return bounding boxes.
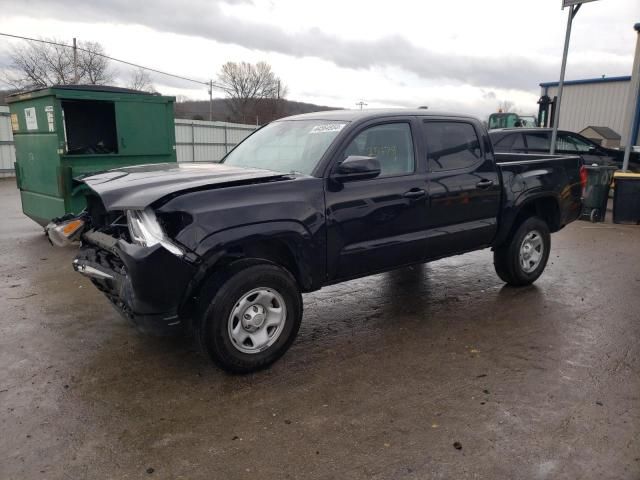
[8,85,177,226]
[580,165,617,222]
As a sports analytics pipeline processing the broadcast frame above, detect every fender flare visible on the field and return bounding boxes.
[494,192,561,247]
[178,221,323,318]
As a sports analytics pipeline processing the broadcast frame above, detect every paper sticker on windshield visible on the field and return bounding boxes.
[309,123,345,134]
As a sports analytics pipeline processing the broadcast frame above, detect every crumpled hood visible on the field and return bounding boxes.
[79,162,288,210]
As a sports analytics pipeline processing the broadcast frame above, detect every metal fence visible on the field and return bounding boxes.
[0,106,16,178]
[0,116,256,177]
[175,119,256,163]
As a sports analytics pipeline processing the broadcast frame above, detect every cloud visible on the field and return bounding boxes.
[482,90,497,100]
[4,0,631,93]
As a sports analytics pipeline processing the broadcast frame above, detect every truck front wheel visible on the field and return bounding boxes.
[196,263,302,373]
[493,217,551,286]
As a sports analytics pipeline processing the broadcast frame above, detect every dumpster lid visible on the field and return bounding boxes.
[7,84,157,99]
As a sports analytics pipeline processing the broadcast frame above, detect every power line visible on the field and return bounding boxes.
[0,31,225,89]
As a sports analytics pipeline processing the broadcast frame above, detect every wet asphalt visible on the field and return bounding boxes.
[1,177,639,479]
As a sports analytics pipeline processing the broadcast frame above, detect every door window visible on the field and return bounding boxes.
[492,134,516,151]
[556,133,578,152]
[512,134,526,150]
[343,123,414,177]
[567,134,595,152]
[494,133,526,152]
[424,121,482,171]
[524,132,550,150]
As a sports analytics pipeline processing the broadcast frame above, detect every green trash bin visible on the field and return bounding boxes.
[580,165,618,222]
[8,85,177,226]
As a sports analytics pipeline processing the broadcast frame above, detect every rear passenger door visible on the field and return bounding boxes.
[423,120,501,258]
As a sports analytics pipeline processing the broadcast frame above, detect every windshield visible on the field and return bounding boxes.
[222,120,347,175]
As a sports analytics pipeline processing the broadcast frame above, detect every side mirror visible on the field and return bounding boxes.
[332,155,381,182]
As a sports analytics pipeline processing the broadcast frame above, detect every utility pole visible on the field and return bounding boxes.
[208,80,213,122]
[356,101,367,110]
[72,37,78,84]
[550,0,598,155]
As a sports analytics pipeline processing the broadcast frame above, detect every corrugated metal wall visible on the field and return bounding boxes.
[543,80,631,142]
[175,119,256,163]
[0,106,16,179]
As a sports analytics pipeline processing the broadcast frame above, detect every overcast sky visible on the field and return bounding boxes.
[0,0,638,118]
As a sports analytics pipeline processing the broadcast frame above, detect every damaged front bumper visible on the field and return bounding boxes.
[74,230,197,335]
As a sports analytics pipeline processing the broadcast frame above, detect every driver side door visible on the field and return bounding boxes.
[324,119,429,281]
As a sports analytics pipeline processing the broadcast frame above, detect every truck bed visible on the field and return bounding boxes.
[493,152,583,244]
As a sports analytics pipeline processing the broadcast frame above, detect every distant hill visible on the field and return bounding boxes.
[175,98,339,124]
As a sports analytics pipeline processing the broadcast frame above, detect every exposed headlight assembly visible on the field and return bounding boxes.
[126,209,184,257]
[46,217,86,247]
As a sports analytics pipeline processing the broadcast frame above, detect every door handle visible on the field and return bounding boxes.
[476,179,494,189]
[403,188,426,199]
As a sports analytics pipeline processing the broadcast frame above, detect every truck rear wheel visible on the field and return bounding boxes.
[196,263,302,374]
[493,216,550,286]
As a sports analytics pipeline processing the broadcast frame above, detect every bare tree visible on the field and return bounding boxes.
[127,67,154,92]
[497,100,515,113]
[217,61,284,120]
[77,41,113,85]
[4,38,113,89]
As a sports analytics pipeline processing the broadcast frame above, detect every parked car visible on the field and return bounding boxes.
[47,110,584,373]
[490,128,640,172]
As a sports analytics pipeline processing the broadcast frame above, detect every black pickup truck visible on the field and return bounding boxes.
[47,110,584,373]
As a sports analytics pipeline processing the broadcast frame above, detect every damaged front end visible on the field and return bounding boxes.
[48,195,197,335]
[46,162,291,336]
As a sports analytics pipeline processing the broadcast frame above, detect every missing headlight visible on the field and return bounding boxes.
[126,209,184,257]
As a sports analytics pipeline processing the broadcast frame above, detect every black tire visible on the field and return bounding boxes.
[493,216,551,287]
[196,262,302,374]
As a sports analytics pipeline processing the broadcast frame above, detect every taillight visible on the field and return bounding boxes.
[579,165,587,192]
